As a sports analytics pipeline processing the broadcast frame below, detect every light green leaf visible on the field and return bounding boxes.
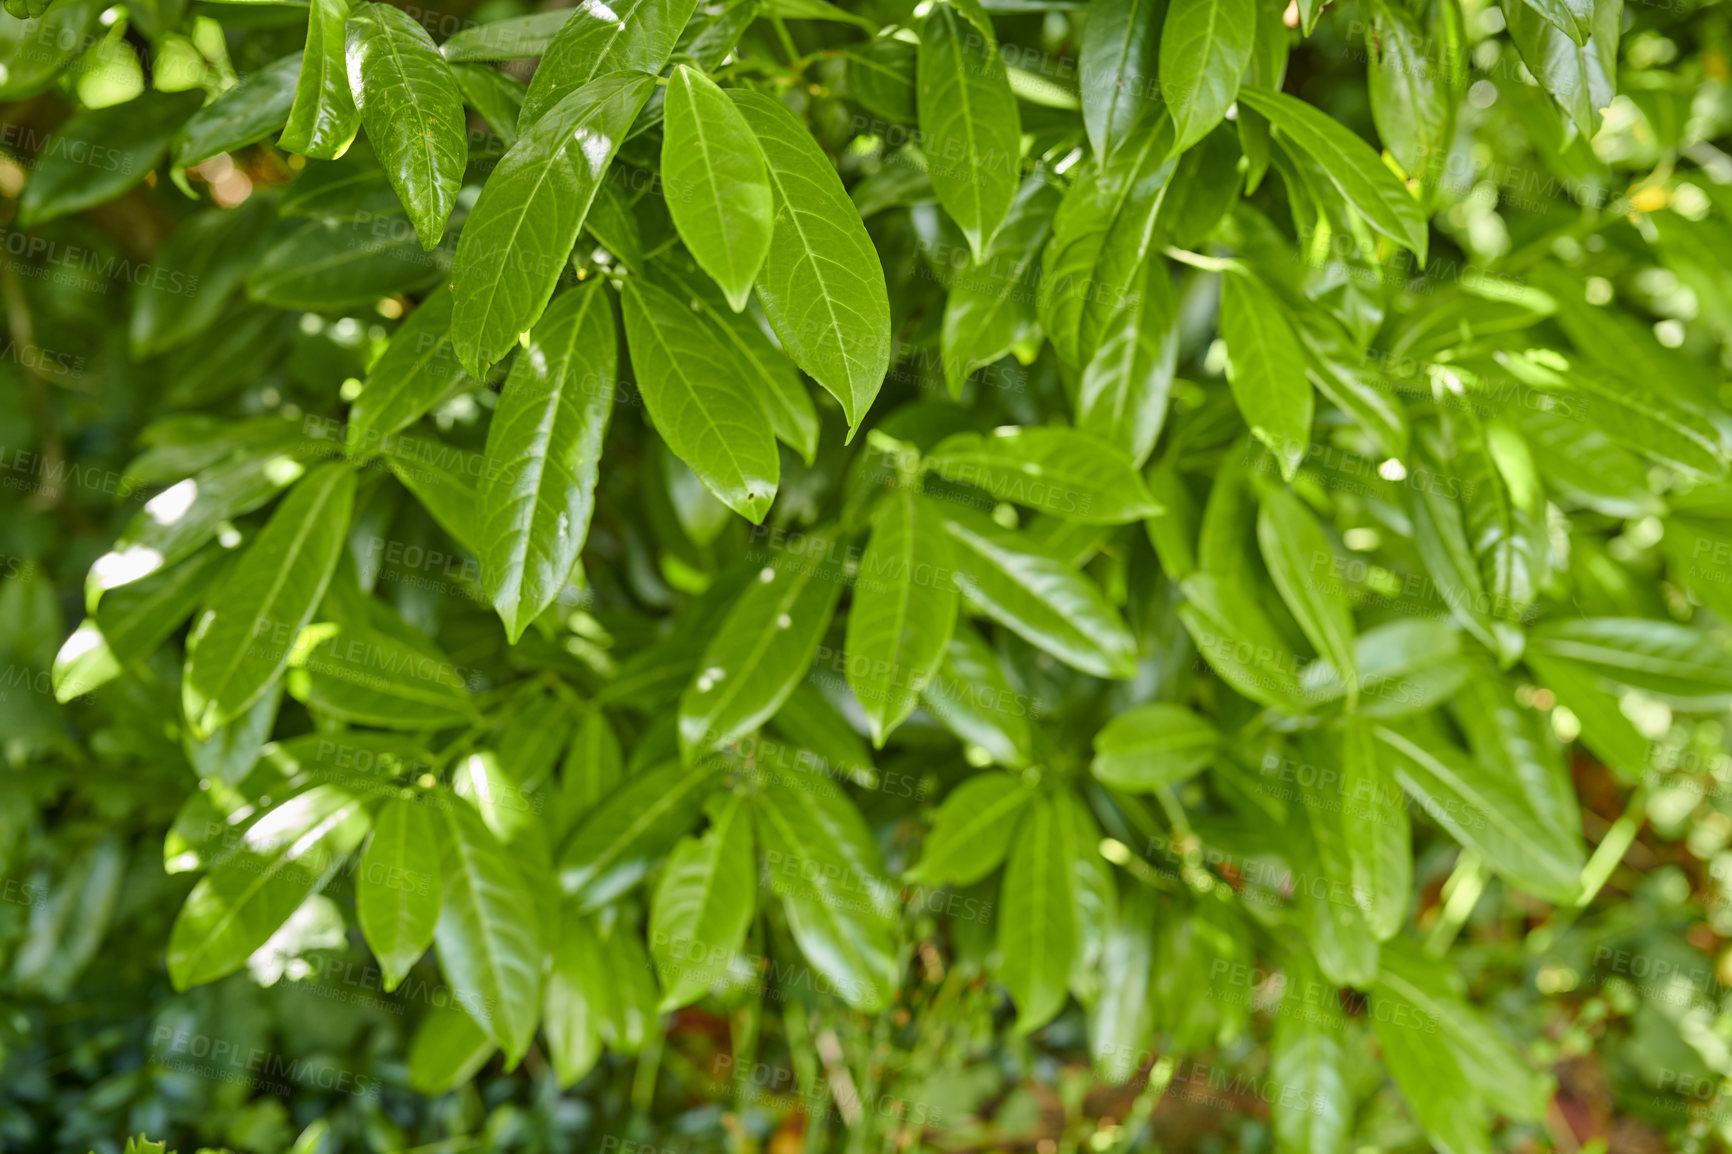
[731,89,892,433]
[920,623,1037,767]
[906,771,1032,886]
[357,796,441,991]
[1220,271,1311,480]
[942,173,1063,394]
[1237,85,1428,259]
[1503,0,1618,136]
[280,0,358,157]
[940,503,1138,679]
[649,794,756,1009]
[432,798,544,1063]
[917,0,1022,260]
[409,1005,497,1094]
[173,53,300,167]
[846,484,960,744]
[619,276,779,522]
[167,785,370,988]
[1526,617,1732,711]
[517,0,698,126]
[1091,703,1218,792]
[926,426,1161,524]
[678,540,844,755]
[346,289,476,452]
[451,70,655,376]
[1270,951,1350,1154]
[18,91,202,226]
[662,65,773,311]
[440,9,572,61]
[1078,0,1162,157]
[752,775,899,1012]
[182,464,356,737]
[1257,487,1357,704]
[1159,0,1256,156]
[248,215,447,311]
[1076,254,1178,465]
[1339,715,1409,940]
[996,793,1076,1031]
[346,2,468,249]
[477,281,616,641]
[558,759,717,908]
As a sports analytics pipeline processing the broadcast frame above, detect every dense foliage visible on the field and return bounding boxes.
[4,0,1732,1149]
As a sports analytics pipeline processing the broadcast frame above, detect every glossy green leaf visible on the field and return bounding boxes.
[559,759,717,908]
[846,484,960,744]
[345,289,474,451]
[926,426,1161,525]
[357,796,442,990]
[942,173,1063,394]
[182,464,356,737]
[1159,0,1255,156]
[649,794,756,1008]
[1076,254,1178,465]
[619,276,779,522]
[1078,0,1162,157]
[1257,487,1357,704]
[996,793,1076,1031]
[18,91,202,226]
[1339,715,1409,940]
[346,2,468,249]
[451,70,655,376]
[1270,951,1350,1154]
[280,0,358,157]
[517,0,699,126]
[477,281,616,640]
[921,623,1037,767]
[440,9,572,61]
[731,89,892,433]
[917,1,1021,261]
[1219,270,1312,481]
[1091,703,1218,791]
[905,771,1032,886]
[662,65,773,311]
[172,53,300,167]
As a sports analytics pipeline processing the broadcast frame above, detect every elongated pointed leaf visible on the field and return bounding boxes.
[183,464,356,737]
[906,771,1032,886]
[730,90,891,433]
[650,794,756,1008]
[997,794,1076,1031]
[346,2,467,249]
[942,173,1062,394]
[662,65,773,310]
[1076,254,1178,465]
[517,0,699,127]
[18,91,201,226]
[941,504,1138,679]
[346,289,475,452]
[1159,0,1256,156]
[280,0,357,157]
[918,1,1021,260]
[1078,0,1162,157]
[433,799,543,1062]
[619,276,779,522]
[1092,703,1218,791]
[846,484,959,744]
[477,281,616,640]
[1220,271,1312,481]
[1271,952,1350,1154]
[559,758,717,907]
[1237,85,1428,259]
[357,796,442,990]
[174,53,301,167]
[1258,487,1357,702]
[921,624,1036,766]
[1339,716,1409,940]
[451,70,656,376]
[926,426,1160,525]
[678,542,844,755]
[167,785,370,988]
[753,775,899,1012]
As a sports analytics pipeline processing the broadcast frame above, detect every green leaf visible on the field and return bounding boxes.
[1078,0,1162,158]
[730,89,892,433]
[409,1005,497,1094]
[1219,270,1313,481]
[917,1,1022,261]
[432,798,544,1063]
[846,484,960,744]
[1503,0,1618,136]
[656,260,818,465]
[921,623,1037,767]
[356,796,442,991]
[996,793,1076,1031]
[662,65,773,311]
[450,70,656,376]
[129,198,275,359]
[1091,703,1218,791]
[1089,885,1156,1083]
[345,2,468,249]
[752,775,899,1012]
[649,793,756,1009]
[18,91,202,226]
[1257,487,1357,703]
[1338,715,1409,940]
[247,215,447,311]
[1237,85,1428,259]
[1159,0,1256,156]
[926,426,1161,525]
[1076,254,1178,465]
[558,758,717,908]
[1366,0,1460,191]
[1372,979,1492,1154]
[544,912,605,1086]
[905,771,1032,886]
[476,281,616,641]
[182,464,356,738]
[440,9,572,61]
[1526,617,1732,711]
[296,616,476,729]
[280,0,358,157]
[453,62,527,147]
[940,502,1138,679]
[517,0,699,126]
[558,706,625,836]
[172,53,301,167]
[1375,722,1584,904]
[0,2,97,102]
[619,276,780,522]
[942,173,1063,394]
[1514,0,1593,42]
[678,539,844,755]
[1270,951,1350,1154]
[167,784,371,988]
[845,36,918,124]
[345,289,475,452]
